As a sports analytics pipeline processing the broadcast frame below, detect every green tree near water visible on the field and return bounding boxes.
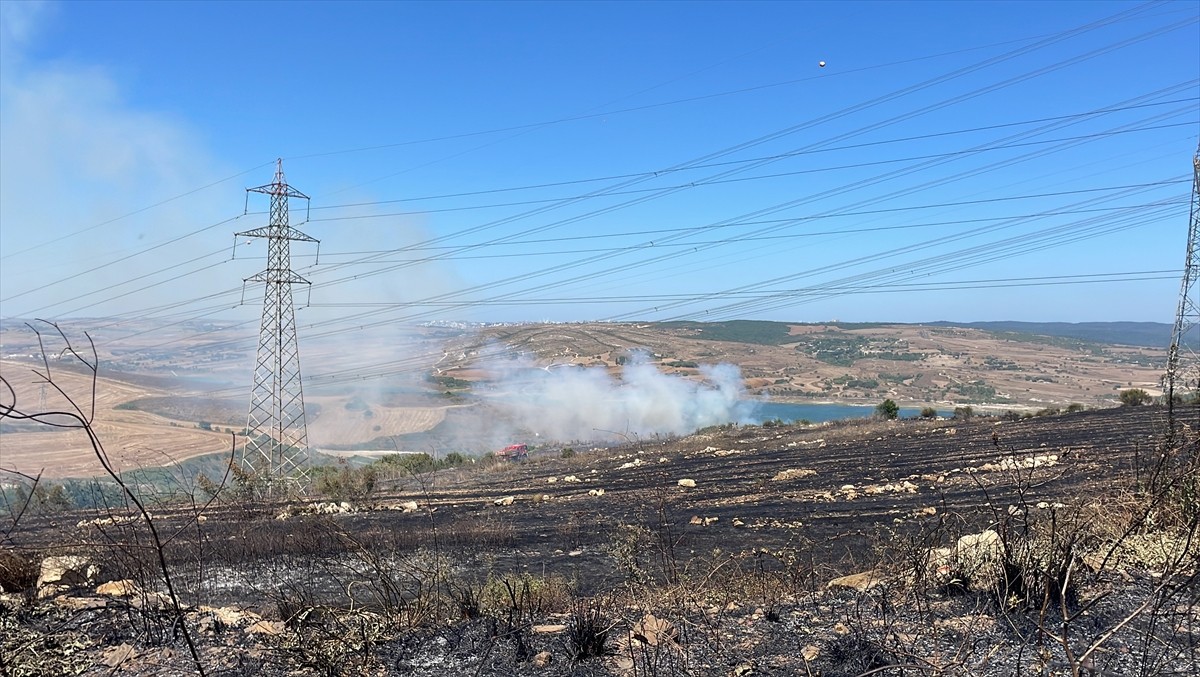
[875,398,899,420]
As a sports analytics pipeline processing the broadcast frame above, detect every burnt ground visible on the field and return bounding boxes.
[3,404,1198,676]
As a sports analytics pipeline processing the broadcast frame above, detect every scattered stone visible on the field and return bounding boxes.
[37,555,104,591]
[196,605,261,628]
[731,662,755,676]
[563,475,581,483]
[925,529,1004,590]
[493,496,516,506]
[76,515,137,529]
[246,620,285,635]
[956,530,1002,571]
[981,453,1059,472]
[54,595,107,609]
[588,488,605,497]
[677,478,697,488]
[399,500,419,512]
[802,644,820,661]
[533,650,552,668]
[276,501,358,519]
[95,579,139,597]
[862,480,919,495]
[826,570,887,592]
[546,477,558,484]
[102,643,137,668]
[772,468,816,481]
[732,518,745,527]
[131,591,174,610]
[630,613,678,646]
[532,624,567,633]
[37,584,68,599]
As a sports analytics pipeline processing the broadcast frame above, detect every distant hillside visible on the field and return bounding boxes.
[657,320,797,345]
[927,321,1171,348]
[659,320,1171,349]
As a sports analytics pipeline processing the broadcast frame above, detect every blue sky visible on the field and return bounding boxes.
[1,0,1198,337]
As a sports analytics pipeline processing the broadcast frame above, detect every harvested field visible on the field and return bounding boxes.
[0,359,231,478]
[306,401,450,446]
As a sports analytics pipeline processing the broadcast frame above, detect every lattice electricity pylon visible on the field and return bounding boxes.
[236,159,318,492]
[1165,148,1200,436]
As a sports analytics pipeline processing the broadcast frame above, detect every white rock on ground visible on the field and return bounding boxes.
[37,555,106,591]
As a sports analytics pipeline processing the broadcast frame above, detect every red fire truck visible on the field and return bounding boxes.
[496,444,528,461]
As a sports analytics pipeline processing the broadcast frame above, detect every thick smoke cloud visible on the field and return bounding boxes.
[491,352,753,442]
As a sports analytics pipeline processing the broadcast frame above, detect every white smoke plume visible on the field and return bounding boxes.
[490,352,754,442]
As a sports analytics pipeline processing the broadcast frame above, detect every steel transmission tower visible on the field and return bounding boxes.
[1166,148,1200,435]
[237,159,318,490]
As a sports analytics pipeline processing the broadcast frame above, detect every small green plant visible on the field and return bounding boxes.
[952,405,974,420]
[919,407,938,419]
[561,447,576,459]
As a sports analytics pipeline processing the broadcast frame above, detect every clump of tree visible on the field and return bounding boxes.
[919,407,938,419]
[953,405,974,420]
[1119,388,1153,407]
[376,451,467,475]
[875,398,899,420]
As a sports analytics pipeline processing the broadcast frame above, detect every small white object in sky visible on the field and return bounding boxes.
[819,61,826,68]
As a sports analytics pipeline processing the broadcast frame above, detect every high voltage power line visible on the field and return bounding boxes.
[2,1,1192,381]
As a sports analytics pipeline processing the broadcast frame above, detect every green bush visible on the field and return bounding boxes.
[875,399,899,421]
[313,463,378,502]
[1119,388,1152,407]
[919,407,938,419]
[952,406,974,420]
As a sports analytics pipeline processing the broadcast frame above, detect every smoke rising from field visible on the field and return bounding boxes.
[489,352,753,442]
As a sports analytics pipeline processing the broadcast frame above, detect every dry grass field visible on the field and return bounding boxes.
[0,319,1169,481]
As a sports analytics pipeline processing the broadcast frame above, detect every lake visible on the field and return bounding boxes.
[745,401,947,424]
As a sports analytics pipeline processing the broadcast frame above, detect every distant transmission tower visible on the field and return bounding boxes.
[236,159,318,491]
[1166,147,1200,436]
